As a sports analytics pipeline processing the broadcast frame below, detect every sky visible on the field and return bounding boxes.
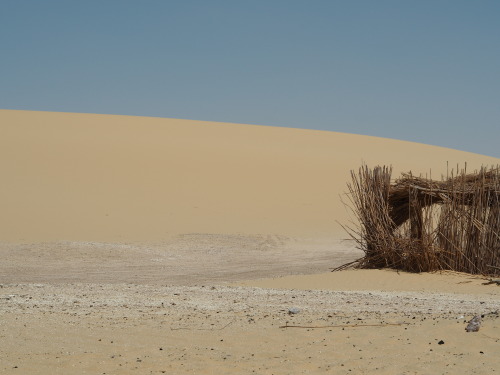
[1,1,499,157]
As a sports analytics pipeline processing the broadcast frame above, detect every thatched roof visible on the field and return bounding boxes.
[389,168,500,227]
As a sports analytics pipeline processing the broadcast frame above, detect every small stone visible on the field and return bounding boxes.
[465,315,481,332]
[438,340,444,345]
[288,307,300,315]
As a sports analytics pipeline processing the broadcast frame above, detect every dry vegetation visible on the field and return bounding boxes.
[340,165,500,276]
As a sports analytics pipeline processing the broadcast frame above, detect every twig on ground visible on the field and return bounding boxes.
[279,322,408,329]
[480,333,500,341]
[330,258,363,272]
[482,279,500,285]
[170,320,234,331]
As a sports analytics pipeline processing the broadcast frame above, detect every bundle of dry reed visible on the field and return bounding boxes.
[339,165,500,276]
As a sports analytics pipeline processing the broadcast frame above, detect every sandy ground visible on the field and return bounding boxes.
[0,236,359,285]
[1,279,499,375]
[1,239,499,375]
[1,110,500,374]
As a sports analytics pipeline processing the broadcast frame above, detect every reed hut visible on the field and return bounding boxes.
[339,165,500,276]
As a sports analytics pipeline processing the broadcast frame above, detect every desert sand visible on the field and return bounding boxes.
[2,109,499,243]
[1,109,499,374]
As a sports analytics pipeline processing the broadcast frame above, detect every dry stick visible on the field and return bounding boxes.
[330,258,363,272]
[279,322,408,329]
[488,265,500,271]
[170,320,234,331]
[480,333,500,341]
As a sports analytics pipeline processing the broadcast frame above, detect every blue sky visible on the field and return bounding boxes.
[1,1,499,157]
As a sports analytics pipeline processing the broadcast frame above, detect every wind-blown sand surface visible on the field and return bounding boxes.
[2,109,499,243]
[1,110,499,374]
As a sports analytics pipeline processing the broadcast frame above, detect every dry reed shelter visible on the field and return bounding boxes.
[342,165,500,276]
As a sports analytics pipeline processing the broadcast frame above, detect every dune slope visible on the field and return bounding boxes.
[1,109,498,243]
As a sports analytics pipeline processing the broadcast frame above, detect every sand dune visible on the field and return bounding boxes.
[1,109,498,243]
